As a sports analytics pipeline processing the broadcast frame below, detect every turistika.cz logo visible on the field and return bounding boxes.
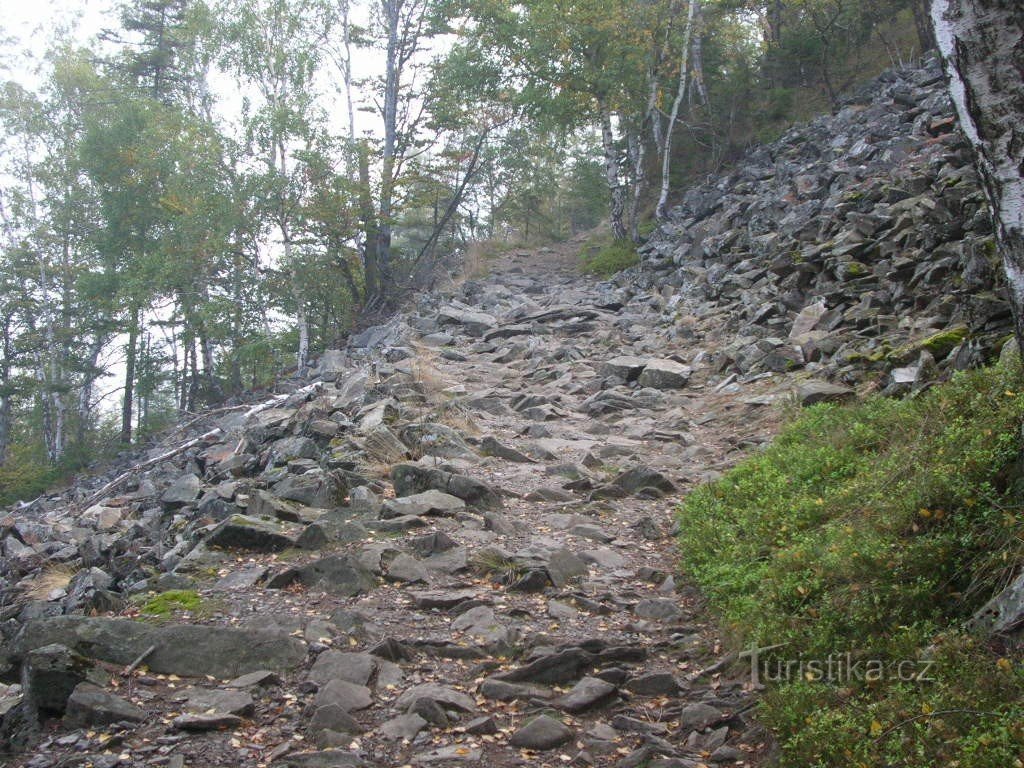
[740,643,936,686]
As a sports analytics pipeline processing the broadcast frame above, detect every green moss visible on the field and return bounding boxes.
[677,362,1024,767]
[579,235,639,277]
[137,589,202,616]
[920,325,969,357]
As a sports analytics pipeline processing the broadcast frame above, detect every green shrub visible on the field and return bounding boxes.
[677,363,1024,767]
[579,235,639,276]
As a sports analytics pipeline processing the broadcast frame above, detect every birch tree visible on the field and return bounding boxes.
[931,0,1024,351]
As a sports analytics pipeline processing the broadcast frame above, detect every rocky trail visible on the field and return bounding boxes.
[0,239,804,768]
[4,56,1009,768]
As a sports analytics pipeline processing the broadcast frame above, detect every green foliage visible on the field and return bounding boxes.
[677,363,1024,766]
[137,589,202,616]
[580,235,639,276]
[0,443,62,506]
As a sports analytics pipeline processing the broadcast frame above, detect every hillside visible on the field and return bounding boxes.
[1,56,1023,768]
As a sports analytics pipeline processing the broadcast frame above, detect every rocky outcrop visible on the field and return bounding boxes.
[631,55,1009,391]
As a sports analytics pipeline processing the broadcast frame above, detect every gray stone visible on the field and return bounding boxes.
[391,464,502,509]
[64,683,146,727]
[637,359,692,389]
[551,676,618,713]
[15,617,307,678]
[797,381,855,406]
[634,599,681,621]
[308,651,376,687]
[309,704,362,736]
[185,687,255,716]
[377,713,427,741]
[206,514,298,552]
[678,702,724,730]
[509,714,574,750]
[380,490,466,518]
[601,356,649,381]
[162,474,202,508]
[269,555,376,597]
[384,553,429,584]
[394,683,477,714]
[173,712,244,731]
[314,679,373,712]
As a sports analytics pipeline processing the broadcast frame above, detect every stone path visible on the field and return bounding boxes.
[5,239,796,768]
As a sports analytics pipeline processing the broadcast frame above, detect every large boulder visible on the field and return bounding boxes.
[14,617,307,678]
[637,359,692,389]
[391,464,502,510]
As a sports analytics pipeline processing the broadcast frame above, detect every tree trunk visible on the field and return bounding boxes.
[359,142,381,303]
[931,0,1024,351]
[600,104,628,240]
[0,315,12,466]
[121,305,139,444]
[656,0,698,221]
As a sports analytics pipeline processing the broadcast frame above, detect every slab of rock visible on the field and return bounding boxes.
[268,555,376,597]
[480,436,536,463]
[634,599,681,621]
[22,643,93,716]
[185,687,255,716]
[308,651,376,687]
[384,553,429,584]
[493,648,593,685]
[309,704,362,736]
[273,750,364,767]
[637,359,692,389]
[173,712,244,731]
[315,680,373,712]
[15,617,306,678]
[545,549,589,587]
[394,683,477,714]
[391,464,502,510]
[64,683,145,727]
[206,514,298,552]
[551,677,617,713]
[162,474,202,508]
[509,714,574,750]
[380,490,466,519]
[797,381,856,406]
[480,678,552,702]
[376,712,427,741]
[601,356,649,381]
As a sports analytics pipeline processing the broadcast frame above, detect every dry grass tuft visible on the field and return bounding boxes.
[23,563,77,601]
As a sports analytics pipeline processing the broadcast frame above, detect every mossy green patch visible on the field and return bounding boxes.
[920,325,969,357]
[137,589,202,617]
[579,235,639,277]
[677,362,1024,767]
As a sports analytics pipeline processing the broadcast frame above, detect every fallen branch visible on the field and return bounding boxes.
[123,644,157,676]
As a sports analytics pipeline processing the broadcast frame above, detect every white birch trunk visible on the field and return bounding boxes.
[656,0,698,221]
[931,0,1024,349]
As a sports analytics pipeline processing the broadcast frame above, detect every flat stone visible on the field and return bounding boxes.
[314,679,372,712]
[601,356,650,381]
[384,553,429,584]
[15,617,307,678]
[545,548,589,587]
[493,648,593,685]
[377,713,427,741]
[309,704,362,735]
[173,712,244,731]
[162,474,202,507]
[625,673,681,696]
[551,676,617,713]
[185,687,255,716]
[64,683,145,727]
[380,490,466,519]
[678,702,724,730]
[226,670,281,688]
[480,678,552,702]
[637,359,692,389]
[509,714,574,750]
[273,750,364,767]
[634,599,681,621]
[394,683,477,714]
[308,651,376,687]
[206,514,298,552]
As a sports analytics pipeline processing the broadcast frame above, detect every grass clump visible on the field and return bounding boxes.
[677,362,1024,767]
[580,235,638,277]
[138,589,203,617]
